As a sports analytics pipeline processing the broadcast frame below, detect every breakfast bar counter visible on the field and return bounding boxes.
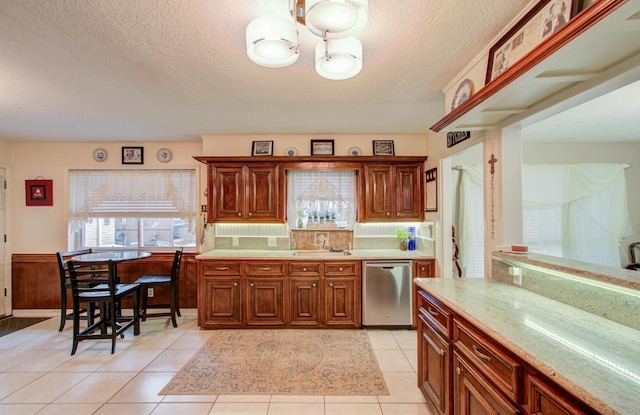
[414,277,640,415]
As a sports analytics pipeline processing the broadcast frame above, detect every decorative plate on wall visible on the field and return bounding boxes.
[348,146,362,156]
[451,79,473,110]
[285,147,298,156]
[156,148,172,163]
[93,148,107,162]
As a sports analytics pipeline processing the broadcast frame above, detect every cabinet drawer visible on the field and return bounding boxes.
[202,262,241,276]
[289,262,321,276]
[417,290,452,339]
[454,318,521,402]
[324,262,357,276]
[245,262,286,276]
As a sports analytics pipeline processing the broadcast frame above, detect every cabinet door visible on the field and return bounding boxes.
[290,278,321,326]
[213,165,245,221]
[246,165,282,221]
[526,374,589,415]
[201,278,242,327]
[246,278,285,326]
[394,164,424,221]
[325,277,358,326]
[363,165,394,221]
[418,313,452,415]
[454,352,520,415]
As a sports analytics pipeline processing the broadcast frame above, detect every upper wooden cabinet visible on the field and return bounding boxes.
[362,163,424,222]
[209,163,283,222]
[194,156,426,224]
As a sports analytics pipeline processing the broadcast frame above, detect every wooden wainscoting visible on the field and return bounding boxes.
[11,252,198,309]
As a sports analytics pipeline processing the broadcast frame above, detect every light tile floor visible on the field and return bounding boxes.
[0,311,433,415]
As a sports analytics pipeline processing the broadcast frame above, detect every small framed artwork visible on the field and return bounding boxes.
[25,179,53,206]
[252,140,274,156]
[372,140,395,156]
[425,168,437,212]
[310,139,334,156]
[122,146,144,164]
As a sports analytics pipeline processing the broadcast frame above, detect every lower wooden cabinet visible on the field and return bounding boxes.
[201,278,241,326]
[418,312,452,415]
[417,288,602,415]
[198,259,360,328]
[454,352,520,415]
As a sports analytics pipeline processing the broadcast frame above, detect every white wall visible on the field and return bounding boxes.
[9,141,202,253]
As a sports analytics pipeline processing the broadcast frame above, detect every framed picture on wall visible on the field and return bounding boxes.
[252,140,274,156]
[122,146,144,164]
[425,168,437,212]
[310,139,335,156]
[372,140,395,156]
[25,179,53,206]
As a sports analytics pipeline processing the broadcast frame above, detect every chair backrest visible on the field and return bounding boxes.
[67,260,119,299]
[56,248,92,284]
[170,248,183,281]
[630,242,640,264]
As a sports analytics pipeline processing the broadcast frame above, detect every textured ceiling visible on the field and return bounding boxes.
[0,0,534,142]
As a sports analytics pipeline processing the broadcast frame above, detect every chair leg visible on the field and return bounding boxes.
[71,300,80,355]
[169,287,177,328]
[140,287,148,322]
[175,283,181,317]
[109,302,118,354]
[133,288,141,335]
[59,288,67,332]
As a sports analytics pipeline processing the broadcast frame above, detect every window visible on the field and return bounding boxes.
[69,169,197,250]
[286,170,357,229]
[522,164,632,267]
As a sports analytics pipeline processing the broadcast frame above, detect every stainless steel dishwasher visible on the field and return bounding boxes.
[362,260,413,327]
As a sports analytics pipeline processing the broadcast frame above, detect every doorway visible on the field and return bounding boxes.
[445,144,485,278]
[0,167,6,316]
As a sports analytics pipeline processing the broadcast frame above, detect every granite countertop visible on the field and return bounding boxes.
[414,278,640,415]
[196,249,432,261]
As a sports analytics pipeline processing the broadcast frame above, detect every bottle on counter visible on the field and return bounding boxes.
[408,226,416,251]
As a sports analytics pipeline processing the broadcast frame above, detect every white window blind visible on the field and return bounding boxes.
[69,169,197,231]
[286,170,357,228]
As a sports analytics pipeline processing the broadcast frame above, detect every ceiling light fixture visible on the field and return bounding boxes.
[246,0,368,80]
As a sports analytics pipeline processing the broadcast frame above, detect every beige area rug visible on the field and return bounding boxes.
[160,329,389,396]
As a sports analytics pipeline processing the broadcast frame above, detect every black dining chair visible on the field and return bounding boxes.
[67,259,140,355]
[56,248,95,331]
[135,248,182,327]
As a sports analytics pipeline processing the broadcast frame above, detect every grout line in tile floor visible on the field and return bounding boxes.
[0,311,432,415]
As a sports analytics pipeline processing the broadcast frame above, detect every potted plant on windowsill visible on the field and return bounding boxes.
[395,229,415,251]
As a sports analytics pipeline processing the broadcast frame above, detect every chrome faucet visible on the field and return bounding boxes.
[320,239,326,250]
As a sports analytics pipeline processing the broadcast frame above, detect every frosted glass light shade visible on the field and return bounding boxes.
[246,15,299,68]
[305,0,368,38]
[315,37,362,80]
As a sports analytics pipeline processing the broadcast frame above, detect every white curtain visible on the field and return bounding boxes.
[69,169,197,232]
[455,165,484,278]
[522,163,632,267]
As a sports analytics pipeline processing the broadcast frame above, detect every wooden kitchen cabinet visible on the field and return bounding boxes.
[418,289,453,415]
[362,163,424,222]
[454,351,520,415]
[198,258,360,328]
[413,259,435,329]
[210,163,283,222]
[525,374,590,415]
[199,262,243,328]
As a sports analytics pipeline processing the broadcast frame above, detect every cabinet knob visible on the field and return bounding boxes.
[250,282,255,287]
[312,283,317,287]
[248,212,252,216]
[338,267,343,271]
[237,212,242,216]
[421,267,425,271]
[329,283,334,287]
[386,212,390,216]
[233,282,238,287]
[456,367,462,375]
[303,267,307,271]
